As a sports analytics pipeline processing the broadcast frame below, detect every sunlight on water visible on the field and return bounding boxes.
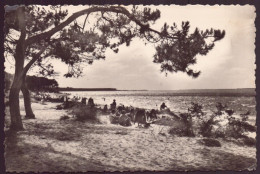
[63,91,256,117]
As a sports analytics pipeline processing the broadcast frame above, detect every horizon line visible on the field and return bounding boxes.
[59,87,255,91]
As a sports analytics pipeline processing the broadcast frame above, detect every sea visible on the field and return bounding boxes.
[62,90,256,118]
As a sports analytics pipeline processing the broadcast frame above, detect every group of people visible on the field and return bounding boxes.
[59,95,168,127]
[37,91,169,116]
[72,96,95,107]
[109,99,168,112]
[107,99,167,127]
[34,93,55,103]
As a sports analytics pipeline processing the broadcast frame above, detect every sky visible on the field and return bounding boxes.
[5,5,256,90]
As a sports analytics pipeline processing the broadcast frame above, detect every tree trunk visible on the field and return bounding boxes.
[21,79,35,119]
[9,77,24,131]
[9,6,26,131]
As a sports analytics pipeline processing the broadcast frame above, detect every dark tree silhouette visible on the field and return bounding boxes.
[4,5,225,131]
[25,76,59,92]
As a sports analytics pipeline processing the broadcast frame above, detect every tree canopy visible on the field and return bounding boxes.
[4,71,59,92]
[4,5,225,78]
[25,75,59,92]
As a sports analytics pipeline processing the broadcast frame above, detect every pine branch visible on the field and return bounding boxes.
[23,47,46,75]
[25,6,178,47]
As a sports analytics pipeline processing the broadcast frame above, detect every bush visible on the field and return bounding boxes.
[188,102,204,117]
[199,115,218,137]
[60,115,70,121]
[227,118,256,138]
[71,105,97,122]
[214,129,226,138]
[110,115,120,124]
[242,137,256,147]
[240,111,250,121]
[215,102,227,115]
[64,101,78,109]
[56,104,63,110]
[118,115,131,127]
[199,138,221,147]
[178,113,195,137]
[169,122,195,137]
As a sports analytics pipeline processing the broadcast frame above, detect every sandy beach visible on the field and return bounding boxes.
[4,99,256,172]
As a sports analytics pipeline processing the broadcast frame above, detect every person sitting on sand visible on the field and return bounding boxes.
[160,102,167,110]
[111,109,116,114]
[118,110,131,126]
[117,104,125,113]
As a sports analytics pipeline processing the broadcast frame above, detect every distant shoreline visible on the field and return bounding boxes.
[58,88,117,91]
[58,87,148,92]
[58,88,255,97]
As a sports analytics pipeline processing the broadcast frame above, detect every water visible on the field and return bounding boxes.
[62,90,256,116]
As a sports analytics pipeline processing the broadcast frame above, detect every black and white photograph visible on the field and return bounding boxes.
[3,4,257,172]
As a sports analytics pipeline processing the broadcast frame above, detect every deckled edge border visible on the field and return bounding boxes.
[0,0,258,174]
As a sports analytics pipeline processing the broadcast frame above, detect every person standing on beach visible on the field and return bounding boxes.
[81,97,87,105]
[110,99,117,112]
[103,105,108,113]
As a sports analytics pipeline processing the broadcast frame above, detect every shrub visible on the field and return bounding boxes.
[242,137,256,147]
[240,111,250,121]
[169,127,186,137]
[169,115,195,137]
[64,101,78,109]
[214,129,226,138]
[227,118,256,138]
[71,105,97,122]
[110,115,120,124]
[188,102,204,117]
[60,115,70,121]
[174,113,195,137]
[199,115,218,137]
[215,102,227,115]
[199,138,221,147]
[118,115,131,127]
[225,109,234,116]
[56,104,63,110]
[177,103,205,137]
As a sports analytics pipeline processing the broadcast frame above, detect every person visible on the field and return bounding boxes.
[88,97,95,107]
[112,99,116,105]
[81,97,87,104]
[103,104,108,113]
[117,104,125,113]
[118,110,131,126]
[110,99,117,111]
[160,102,167,110]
